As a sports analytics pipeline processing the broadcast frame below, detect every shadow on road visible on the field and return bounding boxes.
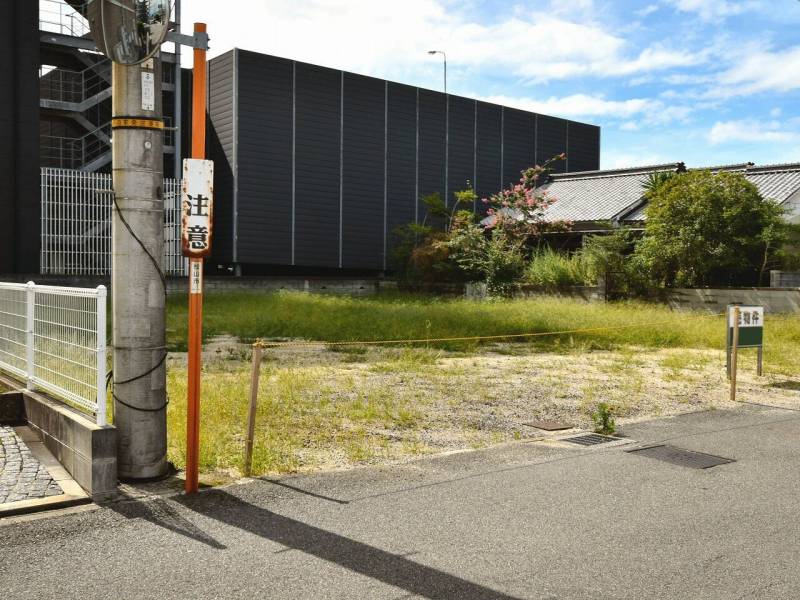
[175,489,522,600]
[107,494,226,550]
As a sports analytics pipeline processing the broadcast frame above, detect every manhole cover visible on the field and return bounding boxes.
[627,445,735,469]
[562,433,619,446]
[521,420,573,431]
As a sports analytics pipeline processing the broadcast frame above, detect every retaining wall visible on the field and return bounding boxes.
[770,271,800,288]
[666,287,800,314]
[1,275,384,297]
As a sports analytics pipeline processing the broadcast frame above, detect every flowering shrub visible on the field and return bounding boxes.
[482,154,572,243]
[392,155,572,295]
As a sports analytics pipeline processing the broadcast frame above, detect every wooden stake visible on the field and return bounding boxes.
[730,307,740,403]
[243,344,263,477]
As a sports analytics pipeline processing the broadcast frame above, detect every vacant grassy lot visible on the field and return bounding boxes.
[163,292,800,481]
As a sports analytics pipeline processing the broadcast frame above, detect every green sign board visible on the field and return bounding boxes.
[726,304,764,378]
[727,305,764,348]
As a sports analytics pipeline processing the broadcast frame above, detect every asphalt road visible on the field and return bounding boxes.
[2,403,800,599]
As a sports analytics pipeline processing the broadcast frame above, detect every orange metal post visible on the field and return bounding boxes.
[185,22,207,495]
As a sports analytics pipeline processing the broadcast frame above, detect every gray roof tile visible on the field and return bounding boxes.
[539,162,800,224]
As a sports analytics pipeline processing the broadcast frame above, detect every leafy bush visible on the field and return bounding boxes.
[525,247,590,288]
[636,170,789,287]
[581,229,652,298]
[445,222,525,295]
[390,191,477,283]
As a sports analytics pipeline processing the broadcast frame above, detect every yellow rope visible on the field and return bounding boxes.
[250,312,726,349]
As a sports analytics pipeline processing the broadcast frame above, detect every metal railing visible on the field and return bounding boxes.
[41,168,188,276]
[0,281,107,425]
[41,122,112,171]
[40,63,110,105]
[39,0,90,38]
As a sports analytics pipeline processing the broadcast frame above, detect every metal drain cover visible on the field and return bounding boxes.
[562,433,619,446]
[521,420,573,431]
[627,445,735,469]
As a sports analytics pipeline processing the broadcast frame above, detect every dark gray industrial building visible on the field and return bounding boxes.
[207,49,600,273]
[1,1,601,276]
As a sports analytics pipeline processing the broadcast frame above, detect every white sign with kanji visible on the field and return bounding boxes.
[181,159,214,258]
[728,306,764,328]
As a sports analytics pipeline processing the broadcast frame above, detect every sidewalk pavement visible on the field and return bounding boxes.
[0,426,63,504]
[2,403,800,599]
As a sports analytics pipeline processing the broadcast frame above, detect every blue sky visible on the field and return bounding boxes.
[181,0,800,170]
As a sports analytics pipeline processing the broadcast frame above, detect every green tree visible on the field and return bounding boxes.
[635,170,788,287]
[641,171,676,197]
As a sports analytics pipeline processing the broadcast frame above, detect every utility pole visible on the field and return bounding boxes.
[111,57,169,480]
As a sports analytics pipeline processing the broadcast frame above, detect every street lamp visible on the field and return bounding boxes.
[427,50,447,95]
[427,50,449,205]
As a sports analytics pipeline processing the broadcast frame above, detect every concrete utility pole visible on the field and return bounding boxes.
[111,57,168,480]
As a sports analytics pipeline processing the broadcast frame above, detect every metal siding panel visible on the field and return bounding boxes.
[502,108,534,187]
[342,73,385,270]
[207,51,235,263]
[475,101,502,206]
[447,95,475,202]
[386,83,417,265]
[1,2,39,273]
[536,115,568,174]
[567,121,601,172]
[0,8,15,272]
[235,51,293,265]
[294,63,341,268]
[418,89,446,220]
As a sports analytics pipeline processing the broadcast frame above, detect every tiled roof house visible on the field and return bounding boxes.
[538,162,800,231]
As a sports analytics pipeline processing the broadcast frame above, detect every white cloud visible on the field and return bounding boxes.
[620,121,640,131]
[602,152,670,169]
[708,119,800,145]
[479,93,656,119]
[636,4,660,17]
[478,93,692,127]
[666,0,763,21]
[711,46,800,97]
[180,0,702,85]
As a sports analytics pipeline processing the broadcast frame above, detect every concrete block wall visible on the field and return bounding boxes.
[165,277,381,296]
[770,271,800,288]
[465,282,605,303]
[666,288,800,314]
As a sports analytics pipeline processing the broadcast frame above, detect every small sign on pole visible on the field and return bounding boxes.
[181,159,214,258]
[726,304,764,381]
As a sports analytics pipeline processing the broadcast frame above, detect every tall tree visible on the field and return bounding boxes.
[635,170,788,287]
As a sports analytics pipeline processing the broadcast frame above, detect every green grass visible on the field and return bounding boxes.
[166,360,426,475]
[525,247,591,288]
[167,291,798,366]
[161,291,800,476]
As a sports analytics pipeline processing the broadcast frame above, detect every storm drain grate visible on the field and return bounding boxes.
[627,445,735,469]
[562,433,619,446]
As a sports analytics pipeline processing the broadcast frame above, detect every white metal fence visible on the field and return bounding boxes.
[0,282,107,426]
[41,168,187,276]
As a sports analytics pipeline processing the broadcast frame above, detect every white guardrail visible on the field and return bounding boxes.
[0,281,107,426]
